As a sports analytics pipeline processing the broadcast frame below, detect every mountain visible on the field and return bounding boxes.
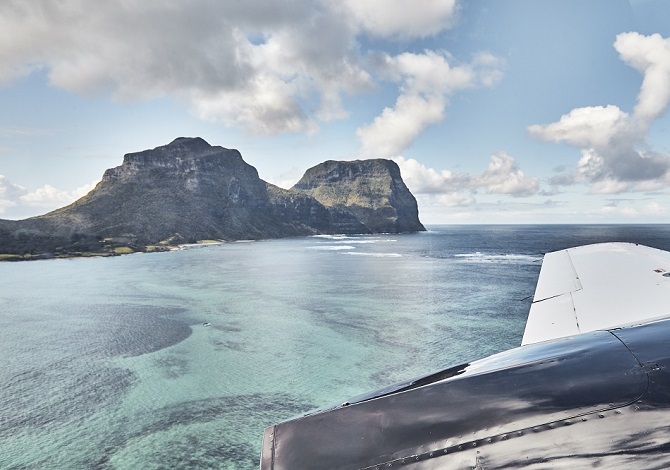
[292,159,425,233]
[0,138,424,259]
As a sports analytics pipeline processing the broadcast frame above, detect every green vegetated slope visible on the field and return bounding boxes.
[0,137,425,259]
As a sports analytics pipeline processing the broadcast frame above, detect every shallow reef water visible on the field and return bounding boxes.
[1,224,668,468]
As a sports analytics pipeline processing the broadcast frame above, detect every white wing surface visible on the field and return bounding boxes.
[522,242,670,345]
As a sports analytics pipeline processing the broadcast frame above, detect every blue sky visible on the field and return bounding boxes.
[1,0,670,224]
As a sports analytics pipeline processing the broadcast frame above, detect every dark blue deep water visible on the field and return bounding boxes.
[1,225,669,468]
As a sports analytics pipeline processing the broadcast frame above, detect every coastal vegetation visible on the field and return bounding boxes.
[0,137,424,260]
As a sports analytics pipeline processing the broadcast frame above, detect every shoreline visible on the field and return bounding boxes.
[169,240,228,250]
[0,239,230,262]
[0,229,426,262]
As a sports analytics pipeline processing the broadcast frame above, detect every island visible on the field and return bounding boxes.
[0,137,425,260]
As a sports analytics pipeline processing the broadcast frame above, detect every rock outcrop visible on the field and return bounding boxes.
[0,138,425,258]
[292,159,425,233]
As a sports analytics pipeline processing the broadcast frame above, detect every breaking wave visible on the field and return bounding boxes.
[311,234,353,240]
[453,252,540,264]
[343,252,402,257]
[311,235,396,244]
[307,245,356,251]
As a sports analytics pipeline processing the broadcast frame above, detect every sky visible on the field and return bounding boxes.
[2,0,670,224]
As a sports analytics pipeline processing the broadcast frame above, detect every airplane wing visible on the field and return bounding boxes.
[260,243,670,469]
[522,242,670,345]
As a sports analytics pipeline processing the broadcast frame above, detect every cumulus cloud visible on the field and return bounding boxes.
[20,181,97,208]
[394,151,539,206]
[358,51,504,157]
[616,32,670,123]
[471,152,540,196]
[528,105,630,149]
[392,155,470,194]
[19,184,75,207]
[0,175,26,211]
[0,0,461,135]
[358,93,447,158]
[0,175,97,217]
[529,32,670,193]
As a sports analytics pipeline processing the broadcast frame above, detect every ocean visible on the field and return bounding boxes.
[1,224,669,469]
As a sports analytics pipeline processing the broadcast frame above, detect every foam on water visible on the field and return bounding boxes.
[310,234,353,240]
[454,252,542,264]
[307,245,357,250]
[343,252,402,257]
[311,235,396,244]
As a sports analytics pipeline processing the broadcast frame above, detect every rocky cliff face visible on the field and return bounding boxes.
[49,137,276,243]
[292,159,425,233]
[0,138,424,258]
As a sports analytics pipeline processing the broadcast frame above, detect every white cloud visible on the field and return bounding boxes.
[358,94,446,158]
[530,32,670,193]
[472,152,539,197]
[595,204,637,217]
[528,105,629,149]
[265,167,305,190]
[0,175,26,198]
[593,200,666,217]
[358,50,503,157]
[0,175,26,212]
[394,151,539,203]
[0,0,461,136]
[414,193,476,219]
[72,181,98,199]
[472,52,505,86]
[20,184,74,207]
[0,175,98,218]
[391,156,470,193]
[20,180,97,208]
[416,197,576,224]
[615,32,670,124]
[644,201,666,215]
[341,0,457,38]
[589,179,632,195]
[189,76,318,135]
[437,193,476,207]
